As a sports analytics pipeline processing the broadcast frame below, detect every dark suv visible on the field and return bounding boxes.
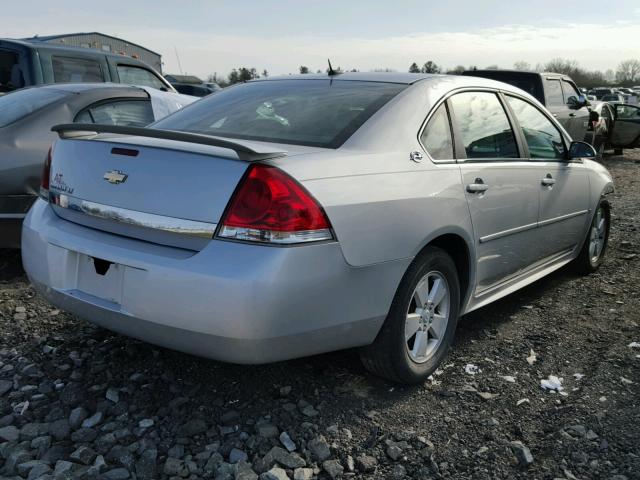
[0,38,175,94]
[461,70,590,143]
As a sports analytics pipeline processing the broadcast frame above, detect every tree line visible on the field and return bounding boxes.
[206,58,640,88]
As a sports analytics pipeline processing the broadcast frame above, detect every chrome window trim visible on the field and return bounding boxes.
[417,86,573,165]
[48,192,216,239]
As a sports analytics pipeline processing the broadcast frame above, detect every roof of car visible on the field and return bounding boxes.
[254,72,441,85]
[17,83,145,95]
[0,38,157,66]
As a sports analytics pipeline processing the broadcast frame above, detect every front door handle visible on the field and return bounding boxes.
[541,174,556,187]
[466,178,489,193]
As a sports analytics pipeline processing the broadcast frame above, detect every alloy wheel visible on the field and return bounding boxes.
[405,271,450,363]
[589,206,607,265]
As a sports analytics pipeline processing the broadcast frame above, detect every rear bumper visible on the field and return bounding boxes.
[22,200,409,363]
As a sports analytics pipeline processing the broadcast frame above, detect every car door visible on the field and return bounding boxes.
[561,79,590,141]
[504,94,590,261]
[610,104,640,148]
[450,90,542,293]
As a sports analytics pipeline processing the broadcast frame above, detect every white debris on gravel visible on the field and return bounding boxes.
[540,375,563,391]
[573,373,585,380]
[526,349,537,365]
[464,364,481,375]
[620,377,633,385]
[628,342,640,348]
[516,398,530,406]
[501,375,516,383]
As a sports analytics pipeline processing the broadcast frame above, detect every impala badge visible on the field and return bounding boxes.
[103,170,128,185]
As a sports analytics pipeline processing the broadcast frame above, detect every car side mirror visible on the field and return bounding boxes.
[568,141,596,160]
[568,95,587,109]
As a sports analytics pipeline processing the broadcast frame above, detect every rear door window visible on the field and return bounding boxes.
[449,91,518,159]
[0,49,22,92]
[52,56,104,83]
[420,103,454,160]
[74,99,154,127]
[545,79,564,107]
[117,65,165,90]
[0,88,69,127]
[506,95,566,159]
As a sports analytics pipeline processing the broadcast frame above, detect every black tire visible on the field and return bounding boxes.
[614,148,623,156]
[360,247,460,384]
[573,199,610,274]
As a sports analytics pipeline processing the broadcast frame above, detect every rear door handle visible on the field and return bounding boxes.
[569,113,576,117]
[541,174,556,186]
[466,178,489,193]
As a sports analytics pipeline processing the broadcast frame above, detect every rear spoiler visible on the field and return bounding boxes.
[51,124,288,161]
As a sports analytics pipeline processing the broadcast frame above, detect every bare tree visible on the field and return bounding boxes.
[421,61,441,74]
[299,66,309,74]
[616,59,640,84]
[408,62,421,73]
[513,61,531,71]
[544,58,579,75]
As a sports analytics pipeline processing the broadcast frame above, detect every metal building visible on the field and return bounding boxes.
[23,32,163,72]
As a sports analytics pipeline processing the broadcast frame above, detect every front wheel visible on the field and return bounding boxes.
[360,247,460,384]
[573,199,610,274]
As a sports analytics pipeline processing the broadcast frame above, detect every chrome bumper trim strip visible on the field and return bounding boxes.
[49,192,217,239]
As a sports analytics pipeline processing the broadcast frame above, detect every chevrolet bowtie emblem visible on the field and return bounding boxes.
[103,170,128,184]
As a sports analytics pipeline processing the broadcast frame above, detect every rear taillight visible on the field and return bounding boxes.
[217,164,333,244]
[40,147,52,201]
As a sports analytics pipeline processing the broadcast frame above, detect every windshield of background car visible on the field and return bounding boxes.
[0,88,70,127]
[153,80,407,148]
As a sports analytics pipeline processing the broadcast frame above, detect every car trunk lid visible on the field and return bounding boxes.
[47,130,288,250]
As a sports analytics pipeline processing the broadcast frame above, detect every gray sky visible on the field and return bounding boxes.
[4,1,640,78]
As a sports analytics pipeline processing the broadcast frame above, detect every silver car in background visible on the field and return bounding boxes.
[22,73,613,384]
[0,83,195,247]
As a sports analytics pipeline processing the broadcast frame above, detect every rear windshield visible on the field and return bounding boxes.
[153,80,407,148]
[0,88,70,127]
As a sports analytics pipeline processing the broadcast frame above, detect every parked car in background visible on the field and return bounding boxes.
[461,70,590,144]
[591,88,613,100]
[22,73,613,384]
[172,83,218,97]
[586,102,615,157]
[0,83,195,247]
[0,38,176,94]
[165,74,219,97]
[586,102,640,156]
[602,94,625,104]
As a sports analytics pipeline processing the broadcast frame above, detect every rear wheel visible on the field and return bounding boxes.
[573,199,610,273]
[360,247,460,384]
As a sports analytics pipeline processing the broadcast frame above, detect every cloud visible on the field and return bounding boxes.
[4,20,638,78]
[139,22,640,77]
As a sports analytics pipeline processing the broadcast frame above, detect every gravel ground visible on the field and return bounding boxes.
[1,151,639,480]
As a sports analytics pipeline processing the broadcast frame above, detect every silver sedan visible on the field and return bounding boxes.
[22,73,613,384]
